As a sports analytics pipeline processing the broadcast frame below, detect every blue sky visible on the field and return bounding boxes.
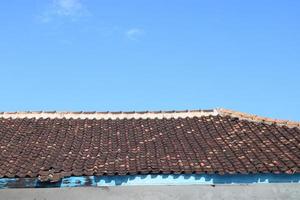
[0,0,299,120]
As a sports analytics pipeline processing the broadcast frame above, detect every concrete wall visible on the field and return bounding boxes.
[1,184,300,200]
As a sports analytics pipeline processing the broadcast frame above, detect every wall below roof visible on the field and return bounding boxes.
[1,184,300,200]
[1,174,300,188]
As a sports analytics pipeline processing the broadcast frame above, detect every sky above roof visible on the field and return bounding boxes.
[0,0,299,120]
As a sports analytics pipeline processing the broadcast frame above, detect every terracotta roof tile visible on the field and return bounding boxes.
[0,109,299,181]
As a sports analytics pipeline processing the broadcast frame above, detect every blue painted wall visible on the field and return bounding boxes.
[1,174,300,189]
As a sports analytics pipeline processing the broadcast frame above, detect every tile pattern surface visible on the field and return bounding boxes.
[0,114,299,181]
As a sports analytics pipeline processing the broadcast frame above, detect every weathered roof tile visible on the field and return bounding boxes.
[0,109,299,182]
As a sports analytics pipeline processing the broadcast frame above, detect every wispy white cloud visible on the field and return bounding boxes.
[39,0,89,23]
[125,28,144,41]
[54,0,85,16]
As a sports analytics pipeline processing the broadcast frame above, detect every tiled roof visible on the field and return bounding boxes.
[0,109,299,182]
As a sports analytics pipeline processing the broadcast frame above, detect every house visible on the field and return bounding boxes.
[0,108,299,200]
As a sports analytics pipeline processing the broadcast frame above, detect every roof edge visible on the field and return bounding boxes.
[0,109,299,128]
[217,108,300,129]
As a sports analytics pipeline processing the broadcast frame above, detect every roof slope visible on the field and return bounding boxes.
[0,109,299,182]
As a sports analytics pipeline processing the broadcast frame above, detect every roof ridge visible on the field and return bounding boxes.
[0,109,215,115]
[0,109,299,128]
[217,108,300,129]
[0,109,218,120]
